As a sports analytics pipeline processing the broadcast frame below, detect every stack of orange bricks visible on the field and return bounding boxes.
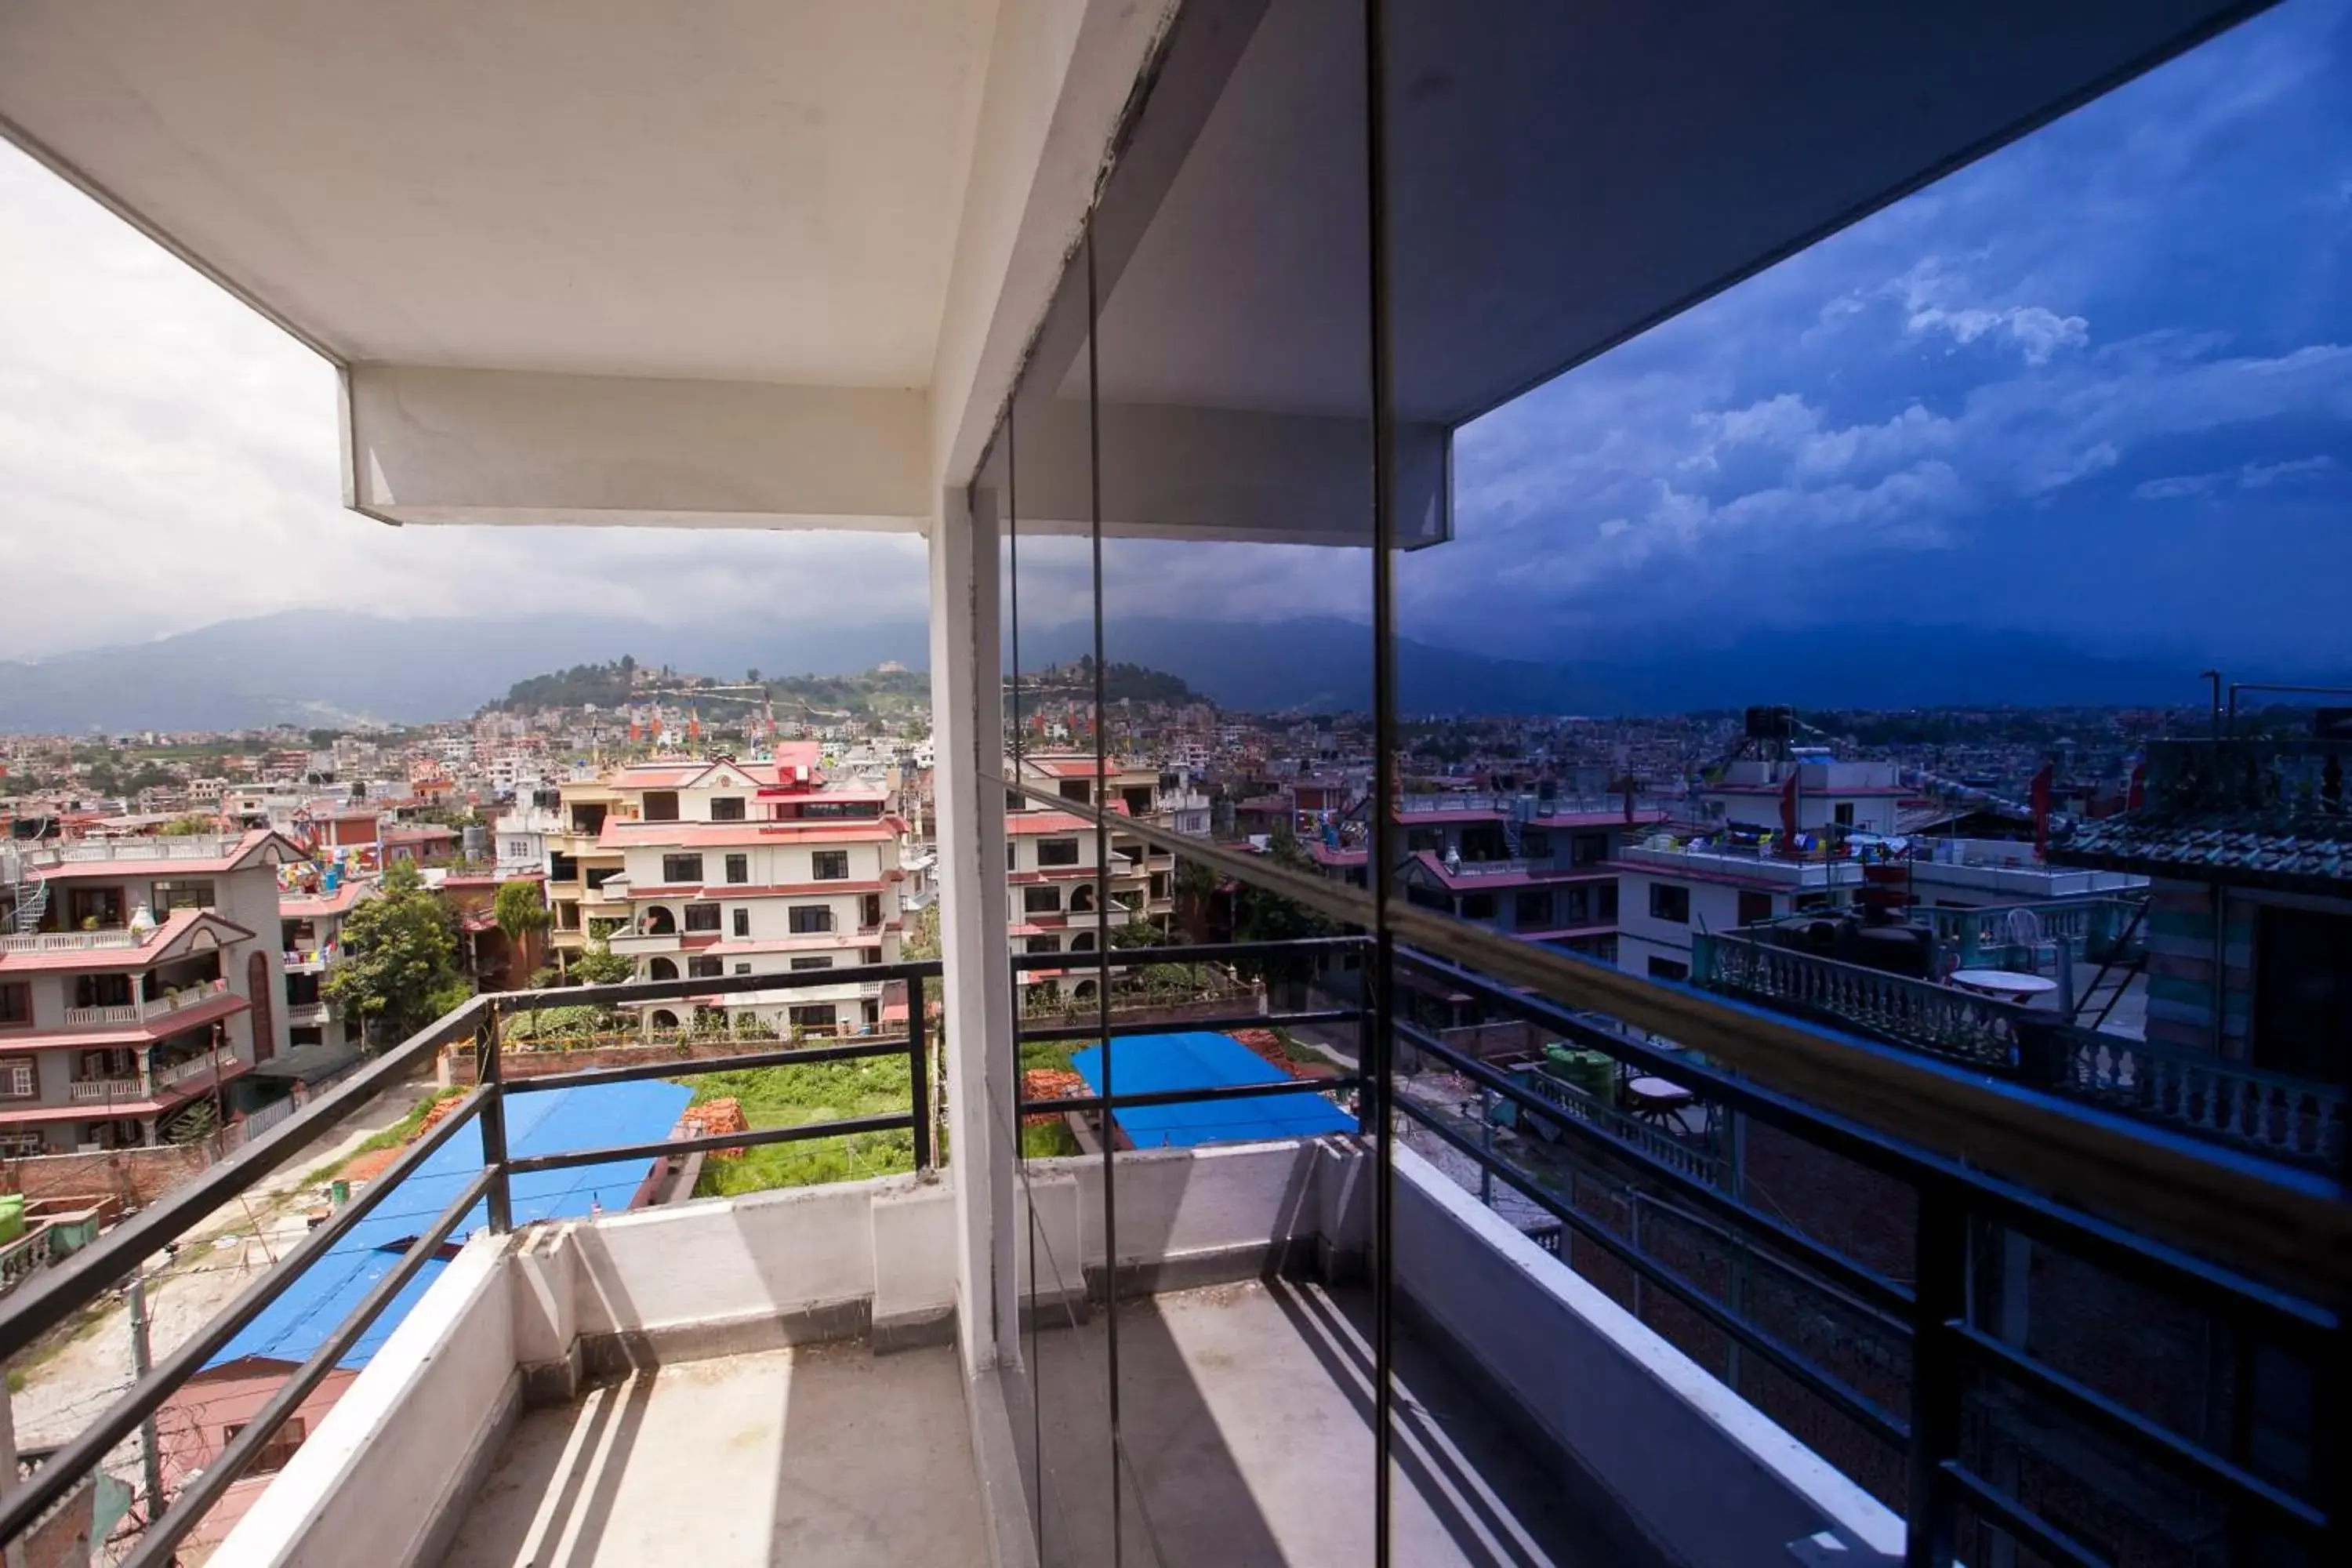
[1022,1068,1088,1126]
[1232,1028,1337,1080]
[677,1097,751,1158]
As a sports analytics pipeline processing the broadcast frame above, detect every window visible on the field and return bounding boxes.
[0,984,28,1029]
[1649,884,1690,924]
[643,791,680,822]
[683,903,722,933]
[68,888,122,929]
[731,908,750,937]
[1648,956,1690,983]
[0,1057,35,1098]
[74,975,133,1011]
[1037,838,1081,867]
[0,1131,45,1158]
[2252,906,2352,1083]
[1025,935,1060,954]
[1515,891,1553,928]
[1520,829,1551,858]
[661,853,705,886]
[550,853,581,883]
[1058,780,1091,804]
[1459,892,1497,920]
[861,894,882,928]
[1833,801,1857,828]
[78,1048,137,1081]
[686,956,723,979]
[648,957,678,982]
[571,803,607,835]
[735,963,752,975]
[223,1417,307,1475]
[790,956,834,971]
[1737,891,1775,926]
[724,853,748,885]
[710,796,746,822]
[583,866,615,891]
[811,850,850,881]
[789,1004,837,1033]
[1572,834,1607,866]
[150,879,216,913]
[789,906,834,935]
[1024,887,1061,915]
[795,799,883,819]
[862,947,881,965]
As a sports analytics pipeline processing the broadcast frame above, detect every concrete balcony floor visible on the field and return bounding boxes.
[434,1278,1616,1568]
[1023,1279,1617,1566]
[441,1338,985,1567]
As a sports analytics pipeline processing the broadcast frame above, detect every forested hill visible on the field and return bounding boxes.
[489,660,935,720]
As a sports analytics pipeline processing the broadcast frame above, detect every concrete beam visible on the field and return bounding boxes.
[343,365,931,530]
[928,485,1021,1376]
[1002,397,1450,547]
[927,0,1178,491]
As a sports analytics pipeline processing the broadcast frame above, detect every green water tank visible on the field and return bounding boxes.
[1543,1044,1617,1101]
[0,1193,25,1247]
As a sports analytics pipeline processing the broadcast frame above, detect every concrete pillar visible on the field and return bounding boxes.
[927,486,1019,1377]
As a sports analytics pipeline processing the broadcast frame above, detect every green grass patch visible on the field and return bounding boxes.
[1020,1120,1083,1159]
[684,1055,922,1197]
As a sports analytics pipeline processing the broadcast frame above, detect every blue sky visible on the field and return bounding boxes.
[1403,0,2352,672]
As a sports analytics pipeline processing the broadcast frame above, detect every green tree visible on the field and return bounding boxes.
[1231,821,1334,996]
[901,903,940,961]
[158,813,217,837]
[325,861,469,1045]
[568,937,635,986]
[494,880,550,946]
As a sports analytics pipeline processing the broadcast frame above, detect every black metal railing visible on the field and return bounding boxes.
[0,959,940,1566]
[997,776,2347,1567]
[1384,946,2339,1568]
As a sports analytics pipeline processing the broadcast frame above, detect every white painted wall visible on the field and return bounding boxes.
[1391,1146,1904,1568]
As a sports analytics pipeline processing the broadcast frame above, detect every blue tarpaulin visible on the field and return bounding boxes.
[203,1079,693,1372]
[1070,1032,1353,1149]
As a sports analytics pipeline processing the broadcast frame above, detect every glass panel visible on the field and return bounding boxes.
[1085,1,1382,1561]
[999,230,1120,1566]
[1377,1,2346,1562]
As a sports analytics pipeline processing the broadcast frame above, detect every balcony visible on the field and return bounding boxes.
[1615,839,1865,890]
[58,978,231,1030]
[66,1076,145,1104]
[1690,931,2345,1169]
[0,928,146,956]
[25,835,245,866]
[286,1000,332,1028]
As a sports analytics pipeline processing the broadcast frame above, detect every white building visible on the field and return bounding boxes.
[603,748,905,1036]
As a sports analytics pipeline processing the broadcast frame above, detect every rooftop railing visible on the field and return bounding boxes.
[1914,895,2145,969]
[2136,736,2352,818]
[1690,930,2343,1170]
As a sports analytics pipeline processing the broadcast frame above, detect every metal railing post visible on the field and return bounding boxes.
[1905,1186,1967,1568]
[478,1004,514,1232]
[907,971,933,1170]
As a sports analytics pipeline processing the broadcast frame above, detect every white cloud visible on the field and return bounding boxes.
[2238,454,2337,487]
[1889,260,2089,364]
[2135,472,2227,500]
[0,143,929,661]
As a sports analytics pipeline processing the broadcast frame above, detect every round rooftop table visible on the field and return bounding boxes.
[1948,970,2059,1004]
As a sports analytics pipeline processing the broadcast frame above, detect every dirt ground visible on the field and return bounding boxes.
[5,1077,441,1468]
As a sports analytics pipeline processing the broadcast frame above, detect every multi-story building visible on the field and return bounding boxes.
[1006,807,1149,1004]
[0,831,302,1153]
[1014,753,1180,926]
[492,789,563,880]
[277,873,374,1054]
[541,775,626,966]
[603,749,906,1036]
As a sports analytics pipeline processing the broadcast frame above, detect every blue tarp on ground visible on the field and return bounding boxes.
[202,1079,694,1372]
[1070,1032,1353,1150]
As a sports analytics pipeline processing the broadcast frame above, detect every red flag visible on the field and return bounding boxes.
[2031,762,2053,862]
[2126,762,2145,812]
[1779,769,1799,849]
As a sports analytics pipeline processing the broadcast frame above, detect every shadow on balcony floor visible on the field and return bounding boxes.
[438,1337,984,1567]
[1020,1279,1628,1566]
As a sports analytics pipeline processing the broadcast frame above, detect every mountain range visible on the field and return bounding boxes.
[0,612,2296,732]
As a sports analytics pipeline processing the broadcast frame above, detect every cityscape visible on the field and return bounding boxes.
[1,2,2346,1567]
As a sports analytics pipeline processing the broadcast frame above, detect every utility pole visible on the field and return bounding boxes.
[127,1272,165,1526]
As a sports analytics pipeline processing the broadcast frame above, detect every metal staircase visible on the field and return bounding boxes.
[2072,895,2151,1032]
[1,844,48,934]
